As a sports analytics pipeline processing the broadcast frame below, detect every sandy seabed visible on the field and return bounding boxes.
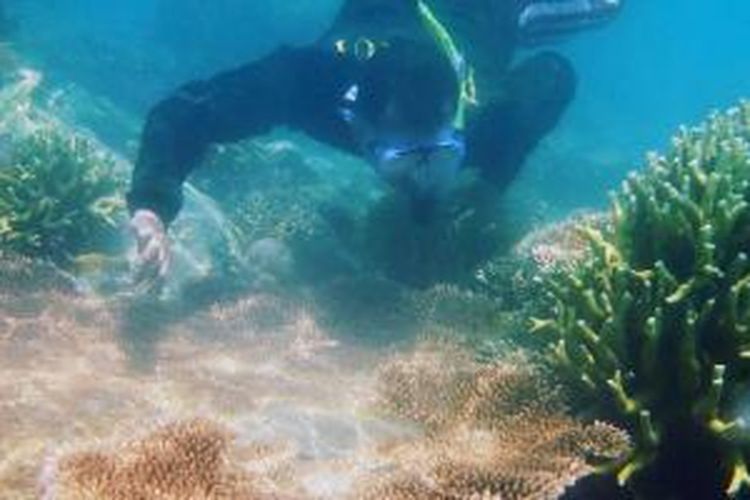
[0,256,629,499]
[0,286,403,498]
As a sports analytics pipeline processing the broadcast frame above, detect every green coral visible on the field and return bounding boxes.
[0,127,123,264]
[532,102,750,497]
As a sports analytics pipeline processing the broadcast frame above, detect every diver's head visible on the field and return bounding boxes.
[342,38,465,210]
[355,38,460,137]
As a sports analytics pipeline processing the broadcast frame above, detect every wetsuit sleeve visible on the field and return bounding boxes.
[466,51,576,190]
[127,47,353,226]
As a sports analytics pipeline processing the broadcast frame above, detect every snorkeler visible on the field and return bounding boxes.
[128,0,622,283]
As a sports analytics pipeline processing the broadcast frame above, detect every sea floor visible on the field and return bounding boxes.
[0,280,407,498]
[0,256,630,499]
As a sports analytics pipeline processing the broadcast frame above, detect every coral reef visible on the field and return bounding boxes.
[0,247,636,499]
[194,134,533,289]
[194,139,337,248]
[512,212,610,273]
[474,211,609,312]
[469,212,613,352]
[361,178,519,287]
[234,190,327,245]
[42,419,257,499]
[189,137,374,288]
[363,341,631,499]
[0,250,79,294]
[408,283,506,340]
[0,126,123,264]
[531,102,750,497]
[0,253,395,499]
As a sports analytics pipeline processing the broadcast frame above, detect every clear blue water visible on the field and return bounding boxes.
[551,0,750,206]
[1,2,749,497]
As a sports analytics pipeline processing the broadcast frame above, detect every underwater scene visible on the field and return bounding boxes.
[0,0,749,499]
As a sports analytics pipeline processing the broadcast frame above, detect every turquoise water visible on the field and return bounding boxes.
[545,0,750,207]
[11,0,750,210]
[0,1,749,498]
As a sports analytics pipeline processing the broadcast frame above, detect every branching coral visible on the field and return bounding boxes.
[531,102,750,497]
[191,139,331,248]
[233,190,326,245]
[43,419,257,499]
[0,127,123,264]
[363,342,631,499]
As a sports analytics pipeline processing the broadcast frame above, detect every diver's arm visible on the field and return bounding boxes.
[127,48,300,226]
[126,46,355,285]
[127,46,356,226]
[126,54,295,287]
[514,0,622,44]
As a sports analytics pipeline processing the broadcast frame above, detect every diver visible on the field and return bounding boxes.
[128,0,623,282]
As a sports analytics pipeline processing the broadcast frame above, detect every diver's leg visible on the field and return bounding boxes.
[465,51,576,191]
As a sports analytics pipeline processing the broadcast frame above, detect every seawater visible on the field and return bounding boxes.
[11,0,750,210]
[0,1,748,499]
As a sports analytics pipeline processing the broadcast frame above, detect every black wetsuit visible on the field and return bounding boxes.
[127,0,614,225]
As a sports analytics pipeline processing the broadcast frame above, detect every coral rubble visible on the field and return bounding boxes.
[532,102,750,497]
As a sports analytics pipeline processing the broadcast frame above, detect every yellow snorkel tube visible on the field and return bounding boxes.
[416,0,478,131]
[333,1,478,131]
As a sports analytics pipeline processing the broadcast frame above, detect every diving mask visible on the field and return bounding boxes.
[366,128,466,198]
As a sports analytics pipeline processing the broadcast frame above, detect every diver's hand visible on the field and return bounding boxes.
[129,209,170,288]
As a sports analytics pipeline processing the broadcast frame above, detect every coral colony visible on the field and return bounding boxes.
[0,128,122,264]
[0,46,748,498]
[532,102,750,497]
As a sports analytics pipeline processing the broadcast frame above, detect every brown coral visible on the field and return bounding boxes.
[512,212,610,272]
[375,339,477,431]
[362,342,631,500]
[44,419,258,499]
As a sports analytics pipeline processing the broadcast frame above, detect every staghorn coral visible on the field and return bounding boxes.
[43,419,258,499]
[531,102,750,497]
[0,126,123,264]
[362,342,631,499]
